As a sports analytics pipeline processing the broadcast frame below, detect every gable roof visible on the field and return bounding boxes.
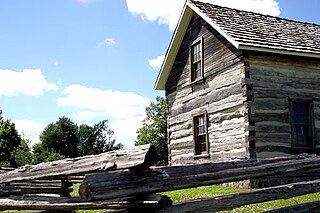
[155,0,320,90]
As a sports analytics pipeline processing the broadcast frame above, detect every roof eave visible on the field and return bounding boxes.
[154,4,194,91]
[187,2,239,49]
[239,45,320,59]
[154,2,240,91]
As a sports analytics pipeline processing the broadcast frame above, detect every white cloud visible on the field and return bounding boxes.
[54,61,59,66]
[0,69,58,96]
[110,117,144,148]
[126,0,185,31]
[74,110,103,120]
[57,84,150,119]
[99,38,116,47]
[57,84,150,146]
[202,0,280,16]
[77,0,96,4]
[149,55,165,70]
[13,119,45,147]
[126,0,280,31]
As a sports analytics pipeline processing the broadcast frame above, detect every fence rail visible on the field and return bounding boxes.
[0,145,320,212]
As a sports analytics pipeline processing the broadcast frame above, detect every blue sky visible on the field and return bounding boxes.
[0,0,319,148]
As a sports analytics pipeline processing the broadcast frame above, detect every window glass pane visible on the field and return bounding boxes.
[192,42,201,62]
[191,40,202,82]
[293,103,308,124]
[197,115,206,135]
[292,102,311,147]
[195,62,201,79]
[194,114,207,155]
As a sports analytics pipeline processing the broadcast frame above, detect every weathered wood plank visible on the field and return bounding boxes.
[0,185,73,197]
[158,179,320,213]
[0,194,172,211]
[0,144,159,184]
[79,155,320,201]
[265,200,320,213]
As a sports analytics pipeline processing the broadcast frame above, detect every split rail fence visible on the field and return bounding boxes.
[0,144,320,212]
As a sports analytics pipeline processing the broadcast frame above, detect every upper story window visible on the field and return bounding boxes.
[190,37,203,82]
[193,112,208,155]
[291,101,315,148]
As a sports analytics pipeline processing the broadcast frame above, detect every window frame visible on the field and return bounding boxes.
[289,100,315,149]
[190,37,204,83]
[192,111,209,156]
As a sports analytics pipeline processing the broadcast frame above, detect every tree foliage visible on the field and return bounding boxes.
[78,120,123,156]
[32,143,65,165]
[0,112,23,167]
[39,116,79,158]
[40,117,123,159]
[12,139,33,167]
[135,96,168,165]
[0,109,123,167]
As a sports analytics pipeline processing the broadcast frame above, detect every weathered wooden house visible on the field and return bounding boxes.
[155,0,320,165]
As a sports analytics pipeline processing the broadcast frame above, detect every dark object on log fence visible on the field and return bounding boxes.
[1,145,320,212]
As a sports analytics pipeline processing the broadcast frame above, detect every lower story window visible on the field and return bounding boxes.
[193,113,208,155]
[291,101,314,148]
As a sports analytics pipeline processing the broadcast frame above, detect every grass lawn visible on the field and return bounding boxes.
[1,184,319,213]
[163,185,320,212]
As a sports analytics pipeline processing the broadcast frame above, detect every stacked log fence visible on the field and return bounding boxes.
[0,144,320,212]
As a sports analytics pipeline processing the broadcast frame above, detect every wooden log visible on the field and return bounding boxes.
[79,155,320,201]
[0,144,159,184]
[0,185,73,197]
[0,179,73,197]
[0,194,172,211]
[264,200,320,213]
[158,179,320,213]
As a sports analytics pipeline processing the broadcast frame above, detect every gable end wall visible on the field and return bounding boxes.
[165,14,250,165]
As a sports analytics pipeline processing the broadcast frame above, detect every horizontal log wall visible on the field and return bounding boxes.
[246,52,320,158]
[165,14,249,165]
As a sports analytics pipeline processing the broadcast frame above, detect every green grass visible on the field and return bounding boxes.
[162,185,320,212]
[162,185,248,202]
[1,184,320,213]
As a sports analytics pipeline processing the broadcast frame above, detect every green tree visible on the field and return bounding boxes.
[39,116,79,158]
[78,120,123,156]
[0,113,22,167]
[135,96,168,165]
[12,139,33,167]
[32,143,65,164]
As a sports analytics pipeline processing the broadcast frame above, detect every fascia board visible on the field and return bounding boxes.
[239,45,320,59]
[187,2,239,49]
[154,5,194,90]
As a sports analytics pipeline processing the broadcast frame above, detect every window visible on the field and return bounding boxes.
[193,113,208,155]
[190,38,203,82]
[291,101,314,148]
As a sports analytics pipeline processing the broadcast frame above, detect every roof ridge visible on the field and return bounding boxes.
[189,0,320,27]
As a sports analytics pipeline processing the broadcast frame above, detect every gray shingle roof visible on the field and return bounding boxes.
[191,0,320,55]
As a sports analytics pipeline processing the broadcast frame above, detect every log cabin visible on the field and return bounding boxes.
[154,0,320,165]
